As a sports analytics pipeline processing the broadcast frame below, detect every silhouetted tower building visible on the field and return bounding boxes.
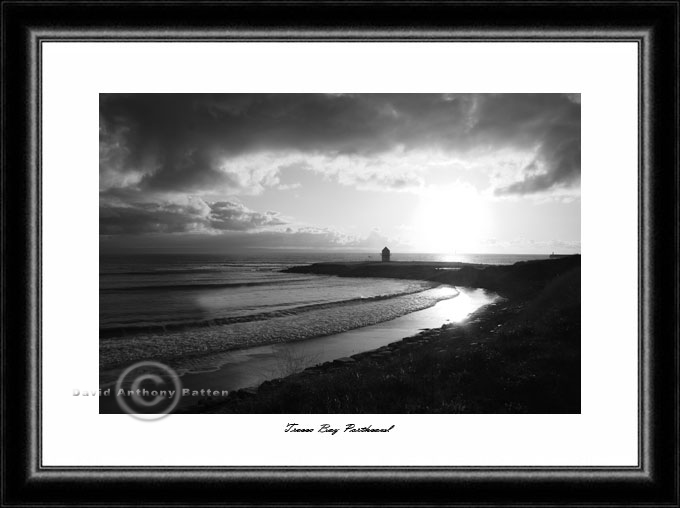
[381,246,391,262]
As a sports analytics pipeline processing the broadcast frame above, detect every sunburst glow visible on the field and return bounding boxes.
[411,185,488,254]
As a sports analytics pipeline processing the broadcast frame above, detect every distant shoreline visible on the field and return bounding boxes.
[284,255,581,299]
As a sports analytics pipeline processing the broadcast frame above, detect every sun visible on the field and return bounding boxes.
[410,185,488,254]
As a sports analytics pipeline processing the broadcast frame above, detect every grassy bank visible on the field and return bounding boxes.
[199,256,580,414]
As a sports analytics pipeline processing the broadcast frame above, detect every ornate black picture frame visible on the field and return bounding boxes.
[2,1,678,505]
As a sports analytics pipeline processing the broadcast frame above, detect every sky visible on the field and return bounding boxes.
[99,93,580,255]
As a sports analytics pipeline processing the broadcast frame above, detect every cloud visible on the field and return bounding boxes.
[304,151,426,192]
[99,115,155,191]
[493,113,581,195]
[478,237,581,254]
[100,200,208,235]
[258,226,400,251]
[99,223,406,253]
[209,201,286,231]
[99,94,580,246]
[345,228,394,249]
[100,196,287,235]
[100,93,580,199]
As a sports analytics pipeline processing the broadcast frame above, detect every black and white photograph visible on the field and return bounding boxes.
[4,0,679,504]
[99,93,581,415]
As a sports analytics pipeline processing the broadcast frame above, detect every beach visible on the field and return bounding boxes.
[99,254,543,377]
[99,286,496,413]
[99,254,579,413]
[195,255,581,414]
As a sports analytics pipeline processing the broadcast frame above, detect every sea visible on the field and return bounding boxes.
[99,252,548,408]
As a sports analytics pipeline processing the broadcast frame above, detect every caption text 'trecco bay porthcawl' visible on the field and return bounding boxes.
[285,423,395,435]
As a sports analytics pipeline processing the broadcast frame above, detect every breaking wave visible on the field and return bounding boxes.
[100,285,459,370]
